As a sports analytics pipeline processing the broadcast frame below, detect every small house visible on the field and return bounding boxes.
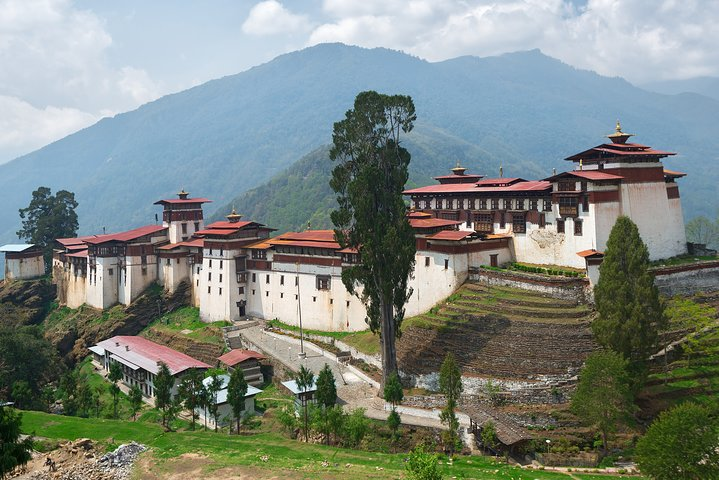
[1,244,44,280]
[217,349,265,387]
[196,374,262,426]
[281,379,317,413]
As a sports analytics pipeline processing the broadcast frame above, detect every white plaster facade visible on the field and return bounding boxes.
[1,245,44,280]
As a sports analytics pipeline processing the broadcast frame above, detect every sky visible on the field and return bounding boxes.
[0,0,717,165]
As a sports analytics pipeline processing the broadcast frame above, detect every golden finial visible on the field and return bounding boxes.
[579,159,583,171]
[456,160,461,168]
[615,119,622,134]
[607,119,633,144]
[226,206,242,223]
[499,165,503,178]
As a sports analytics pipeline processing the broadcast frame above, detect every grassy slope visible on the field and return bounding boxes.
[144,306,230,346]
[20,411,637,479]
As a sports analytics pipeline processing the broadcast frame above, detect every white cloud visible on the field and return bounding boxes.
[0,95,97,163]
[307,0,719,83]
[242,1,312,36]
[0,0,163,162]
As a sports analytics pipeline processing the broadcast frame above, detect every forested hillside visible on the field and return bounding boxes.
[2,43,717,250]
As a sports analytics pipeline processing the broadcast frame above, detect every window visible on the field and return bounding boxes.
[295,276,299,286]
[220,249,224,256]
[219,288,222,295]
[181,223,187,234]
[574,219,583,236]
[197,267,200,274]
[500,212,506,229]
[196,279,199,286]
[316,275,330,290]
[209,249,213,255]
[219,274,223,283]
[108,268,114,276]
[444,259,449,270]
[209,259,212,268]
[207,286,211,294]
[582,195,589,212]
[558,181,575,192]
[220,260,223,269]
[512,213,526,233]
[559,196,579,216]
[252,273,256,282]
[252,289,255,295]
[491,199,499,209]
[208,272,212,282]
[557,219,565,233]
[280,293,284,299]
[529,199,538,211]
[543,200,552,212]
[266,291,269,297]
[425,257,430,267]
[280,275,284,286]
[313,297,317,302]
[330,299,333,304]
[347,301,351,308]
[474,213,493,233]
[194,222,200,231]
[251,250,267,260]
[238,287,244,295]
[166,258,171,266]
[266,274,270,284]
[581,181,587,192]
[479,199,487,210]
[539,213,546,228]
[515,198,524,210]
[468,198,475,209]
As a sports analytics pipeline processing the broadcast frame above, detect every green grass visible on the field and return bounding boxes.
[77,357,137,420]
[665,296,717,330]
[341,331,380,355]
[267,318,354,340]
[650,254,718,267]
[20,410,640,479]
[147,306,230,345]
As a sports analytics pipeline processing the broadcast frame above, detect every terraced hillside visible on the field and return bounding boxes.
[397,283,597,380]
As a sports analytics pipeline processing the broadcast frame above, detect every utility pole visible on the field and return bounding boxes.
[296,262,305,358]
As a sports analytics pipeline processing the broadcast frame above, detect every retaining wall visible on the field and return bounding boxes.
[469,268,591,303]
[651,260,719,296]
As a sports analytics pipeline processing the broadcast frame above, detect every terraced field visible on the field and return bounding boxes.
[397,283,597,379]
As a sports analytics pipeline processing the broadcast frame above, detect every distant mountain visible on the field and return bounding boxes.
[1,44,717,252]
[642,76,719,102]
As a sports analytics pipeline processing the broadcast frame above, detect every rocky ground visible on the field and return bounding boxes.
[10,439,146,480]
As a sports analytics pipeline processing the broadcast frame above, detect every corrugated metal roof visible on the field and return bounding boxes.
[218,349,265,367]
[282,379,317,395]
[427,230,474,241]
[84,225,167,245]
[96,336,210,375]
[0,244,37,253]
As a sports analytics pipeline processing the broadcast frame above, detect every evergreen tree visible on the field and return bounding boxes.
[17,186,78,273]
[128,386,142,421]
[636,402,719,479]
[206,372,224,432]
[439,352,463,456]
[10,381,31,410]
[570,350,634,454]
[383,372,404,442]
[177,369,203,430]
[295,365,314,442]
[0,406,33,479]
[226,367,248,435]
[329,91,417,387]
[153,362,174,430]
[108,361,123,419]
[593,216,666,379]
[315,364,337,408]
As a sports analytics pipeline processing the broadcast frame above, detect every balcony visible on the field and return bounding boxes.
[475,223,494,233]
[559,205,578,217]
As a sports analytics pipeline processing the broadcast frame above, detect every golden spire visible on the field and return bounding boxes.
[499,165,503,178]
[579,159,583,171]
[607,119,634,144]
[615,119,622,134]
[177,188,189,200]
[226,206,242,223]
[451,160,466,175]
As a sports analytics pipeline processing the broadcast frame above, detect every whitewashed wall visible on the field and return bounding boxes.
[4,255,44,280]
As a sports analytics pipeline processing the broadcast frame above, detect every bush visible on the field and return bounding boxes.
[405,445,442,480]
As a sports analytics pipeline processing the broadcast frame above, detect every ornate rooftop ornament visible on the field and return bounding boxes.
[226,206,243,223]
[607,119,634,144]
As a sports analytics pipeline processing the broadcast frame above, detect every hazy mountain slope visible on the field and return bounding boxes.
[1,43,717,253]
[642,76,719,102]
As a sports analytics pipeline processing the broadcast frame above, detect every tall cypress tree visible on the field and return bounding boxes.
[593,216,666,379]
[329,91,417,387]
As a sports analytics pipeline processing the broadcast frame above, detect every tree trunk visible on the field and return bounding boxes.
[380,298,398,391]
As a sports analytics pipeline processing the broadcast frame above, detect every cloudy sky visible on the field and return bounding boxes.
[1,0,717,164]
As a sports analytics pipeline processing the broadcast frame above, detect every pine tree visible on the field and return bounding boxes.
[153,362,174,430]
[0,406,33,478]
[593,216,666,380]
[329,91,417,387]
[439,352,463,456]
[108,361,123,419]
[295,365,314,442]
[129,386,143,421]
[226,368,248,435]
[383,372,404,442]
[177,369,204,430]
[571,350,634,454]
[315,364,337,408]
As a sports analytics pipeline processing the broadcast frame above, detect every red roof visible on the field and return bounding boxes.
[427,230,475,241]
[157,238,205,250]
[96,336,211,375]
[577,249,605,258]
[475,177,524,186]
[56,236,97,247]
[278,230,336,242]
[195,221,264,237]
[218,349,265,367]
[545,171,623,182]
[404,180,550,195]
[664,169,687,178]
[409,218,462,229]
[154,197,212,205]
[66,249,89,258]
[565,142,676,162]
[84,225,167,245]
[407,211,433,218]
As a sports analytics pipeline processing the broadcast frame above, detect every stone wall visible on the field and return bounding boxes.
[469,267,591,303]
[651,260,719,296]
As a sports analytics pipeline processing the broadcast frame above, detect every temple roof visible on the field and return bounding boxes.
[565,123,675,163]
[83,225,167,245]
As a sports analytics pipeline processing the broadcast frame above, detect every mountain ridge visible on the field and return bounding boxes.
[1,43,716,251]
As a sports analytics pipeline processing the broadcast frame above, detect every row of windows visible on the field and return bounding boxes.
[414,197,553,212]
[180,222,201,234]
[556,219,583,236]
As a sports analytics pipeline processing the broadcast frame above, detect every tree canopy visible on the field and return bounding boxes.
[153,362,174,429]
[295,365,314,442]
[315,364,337,408]
[570,350,634,453]
[636,402,719,479]
[0,407,33,479]
[329,90,417,385]
[593,216,666,378]
[439,352,463,456]
[17,187,78,273]
[226,367,248,434]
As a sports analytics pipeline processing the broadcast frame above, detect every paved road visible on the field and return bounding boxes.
[238,324,448,430]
